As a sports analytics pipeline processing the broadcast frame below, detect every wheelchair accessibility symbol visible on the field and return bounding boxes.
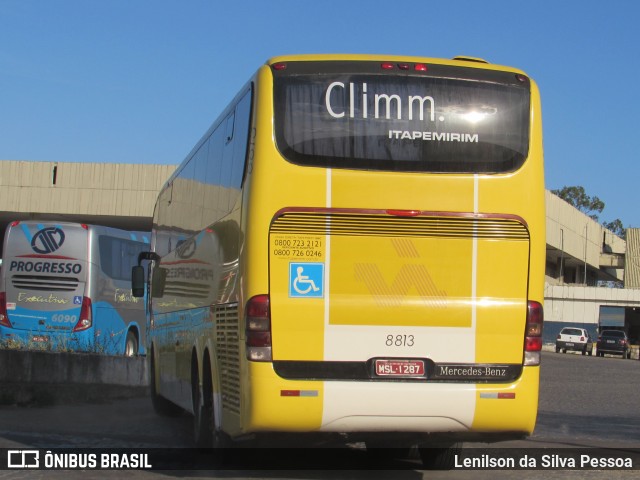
[289,263,324,298]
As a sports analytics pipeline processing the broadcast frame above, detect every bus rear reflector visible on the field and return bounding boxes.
[281,390,319,397]
[246,294,272,362]
[480,392,516,399]
[73,297,93,332]
[524,301,543,366]
[0,292,12,328]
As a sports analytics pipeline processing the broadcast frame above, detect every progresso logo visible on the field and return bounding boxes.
[175,238,196,259]
[31,227,65,254]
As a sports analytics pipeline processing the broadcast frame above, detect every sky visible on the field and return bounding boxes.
[1,0,639,228]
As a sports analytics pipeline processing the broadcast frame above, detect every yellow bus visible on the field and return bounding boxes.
[133,54,545,466]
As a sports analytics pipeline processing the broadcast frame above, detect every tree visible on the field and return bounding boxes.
[551,186,604,221]
[602,219,626,240]
[551,185,626,239]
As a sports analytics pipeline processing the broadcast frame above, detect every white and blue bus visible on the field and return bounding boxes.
[0,221,149,355]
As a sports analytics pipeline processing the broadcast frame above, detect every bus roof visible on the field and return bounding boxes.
[265,54,527,75]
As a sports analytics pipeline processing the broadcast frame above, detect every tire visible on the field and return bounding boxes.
[555,345,560,353]
[150,349,183,417]
[365,441,411,461]
[418,443,462,470]
[124,331,138,357]
[582,347,586,356]
[193,356,213,447]
[193,354,230,453]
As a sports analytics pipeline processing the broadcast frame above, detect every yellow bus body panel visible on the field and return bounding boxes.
[246,362,324,431]
[472,367,540,434]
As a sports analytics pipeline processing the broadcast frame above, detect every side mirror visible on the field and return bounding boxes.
[131,251,160,298]
[151,267,167,298]
[131,265,145,298]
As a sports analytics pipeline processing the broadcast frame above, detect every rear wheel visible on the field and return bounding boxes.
[192,354,230,453]
[193,355,213,447]
[418,443,462,470]
[365,441,412,461]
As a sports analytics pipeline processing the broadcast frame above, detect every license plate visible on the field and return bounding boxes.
[375,359,425,377]
[607,340,615,344]
[32,335,49,343]
[566,342,574,347]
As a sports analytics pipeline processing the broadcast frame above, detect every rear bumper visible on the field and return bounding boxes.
[556,340,591,352]
[0,326,94,352]
[596,344,627,355]
[240,362,539,438]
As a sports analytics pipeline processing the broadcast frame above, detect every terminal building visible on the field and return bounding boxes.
[2,160,639,344]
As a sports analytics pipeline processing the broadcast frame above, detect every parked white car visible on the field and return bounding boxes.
[555,327,593,355]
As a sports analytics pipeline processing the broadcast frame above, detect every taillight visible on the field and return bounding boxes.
[580,336,585,342]
[524,301,543,366]
[245,295,271,362]
[73,297,93,332]
[0,292,12,328]
[387,209,421,217]
[380,62,428,72]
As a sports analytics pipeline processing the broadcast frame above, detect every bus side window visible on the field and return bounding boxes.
[206,125,225,223]
[224,113,235,145]
[231,91,252,189]
[100,236,141,281]
[222,113,235,184]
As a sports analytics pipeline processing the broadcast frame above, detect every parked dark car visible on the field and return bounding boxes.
[596,330,630,358]
[555,327,593,355]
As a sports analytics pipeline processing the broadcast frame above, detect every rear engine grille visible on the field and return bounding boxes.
[11,275,80,292]
[215,303,240,415]
[271,212,529,240]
